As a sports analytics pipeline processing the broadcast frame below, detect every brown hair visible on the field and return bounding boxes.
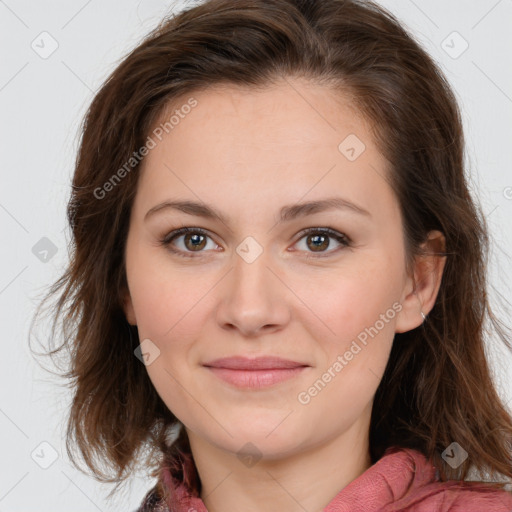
[29,0,512,502]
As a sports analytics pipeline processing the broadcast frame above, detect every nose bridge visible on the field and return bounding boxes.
[231,235,278,299]
[216,235,289,335]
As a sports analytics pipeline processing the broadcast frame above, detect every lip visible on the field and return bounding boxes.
[203,356,310,389]
[203,356,309,370]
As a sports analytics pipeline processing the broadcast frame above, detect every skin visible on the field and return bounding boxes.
[122,77,446,512]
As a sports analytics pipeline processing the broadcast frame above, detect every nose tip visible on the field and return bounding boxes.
[224,321,281,338]
[216,264,291,338]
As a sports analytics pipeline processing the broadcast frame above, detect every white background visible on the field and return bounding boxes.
[1,0,511,510]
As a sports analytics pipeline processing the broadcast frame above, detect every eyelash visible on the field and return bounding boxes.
[159,226,351,259]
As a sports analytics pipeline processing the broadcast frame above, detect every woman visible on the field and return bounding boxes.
[31,0,512,511]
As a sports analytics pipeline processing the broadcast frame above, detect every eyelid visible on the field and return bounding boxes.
[160,226,212,245]
[294,226,350,243]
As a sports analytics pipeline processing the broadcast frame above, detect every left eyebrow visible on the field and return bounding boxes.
[279,197,372,221]
[144,196,372,224]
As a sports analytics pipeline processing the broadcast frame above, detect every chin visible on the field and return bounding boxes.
[210,423,305,458]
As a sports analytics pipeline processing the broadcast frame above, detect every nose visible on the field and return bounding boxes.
[215,245,291,338]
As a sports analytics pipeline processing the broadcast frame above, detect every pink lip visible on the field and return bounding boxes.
[203,356,310,389]
[203,356,308,370]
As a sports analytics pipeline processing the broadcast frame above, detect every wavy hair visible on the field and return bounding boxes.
[29,0,512,502]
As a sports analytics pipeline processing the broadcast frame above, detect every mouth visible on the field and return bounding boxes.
[202,356,310,389]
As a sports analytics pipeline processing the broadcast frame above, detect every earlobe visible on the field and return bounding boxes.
[395,230,447,334]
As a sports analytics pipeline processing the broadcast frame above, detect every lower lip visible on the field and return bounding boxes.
[205,366,308,389]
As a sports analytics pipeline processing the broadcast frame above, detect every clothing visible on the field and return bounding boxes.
[136,446,512,512]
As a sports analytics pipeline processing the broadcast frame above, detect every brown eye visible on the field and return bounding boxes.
[306,233,330,252]
[160,227,218,258]
[294,228,350,257]
[183,232,207,251]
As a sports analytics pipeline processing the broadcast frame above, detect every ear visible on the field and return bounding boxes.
[395,230,447,333]
[121,285,137,326]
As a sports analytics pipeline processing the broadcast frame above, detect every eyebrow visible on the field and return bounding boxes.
[144,197,372,224]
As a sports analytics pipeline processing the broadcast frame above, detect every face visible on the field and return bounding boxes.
[123,78,420,460]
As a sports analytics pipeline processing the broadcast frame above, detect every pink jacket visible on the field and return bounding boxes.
[137,446,512,511]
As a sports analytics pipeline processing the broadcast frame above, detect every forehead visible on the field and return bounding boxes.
[149,79,370,155]
[135,79,394,221]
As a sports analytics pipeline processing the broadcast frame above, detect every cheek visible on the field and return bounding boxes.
[300,299,396,420]
[294,254,402,347]
[127,250,211,342]
[128,263,208,421]
[292,255,400,411]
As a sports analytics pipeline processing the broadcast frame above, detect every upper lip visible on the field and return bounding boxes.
[203,356,310,370]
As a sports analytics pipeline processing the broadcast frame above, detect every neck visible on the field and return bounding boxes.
[187,409,373,512]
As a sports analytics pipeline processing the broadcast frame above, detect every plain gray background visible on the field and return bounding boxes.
[1,0,511,510]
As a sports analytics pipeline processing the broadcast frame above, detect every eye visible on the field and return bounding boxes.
[293,227,351,258]
[159,227,220,258]
[159,226,351,259]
